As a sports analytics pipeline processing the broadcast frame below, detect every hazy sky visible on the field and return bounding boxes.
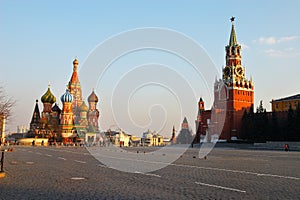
[1,1,300,135]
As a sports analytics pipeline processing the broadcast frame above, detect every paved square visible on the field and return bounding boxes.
[1,146,299,199]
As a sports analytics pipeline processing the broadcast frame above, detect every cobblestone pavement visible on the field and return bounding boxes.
[0,146,299,200]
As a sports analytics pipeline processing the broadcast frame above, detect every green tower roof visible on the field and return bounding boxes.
[41,85,56,104]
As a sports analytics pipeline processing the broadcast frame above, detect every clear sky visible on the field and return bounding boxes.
[1,1,300,135]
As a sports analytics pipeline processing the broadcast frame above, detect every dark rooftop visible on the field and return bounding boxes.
[272,94,300,102]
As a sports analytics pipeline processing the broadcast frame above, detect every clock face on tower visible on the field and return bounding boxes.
[235,66,244,77]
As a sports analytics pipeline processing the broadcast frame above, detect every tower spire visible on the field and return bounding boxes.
[29,100,41,131]
[171,125,176,144]
[229,16,237,46]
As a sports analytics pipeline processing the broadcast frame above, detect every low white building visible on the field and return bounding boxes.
[107,130,131,147]
[141,129,165,146]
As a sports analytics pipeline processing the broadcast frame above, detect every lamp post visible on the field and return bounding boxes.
[0,113,6,145]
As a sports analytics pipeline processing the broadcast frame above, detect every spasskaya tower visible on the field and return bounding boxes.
[214,17,254,140]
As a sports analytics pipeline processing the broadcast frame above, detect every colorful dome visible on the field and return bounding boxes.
[41,86,56,104]
[61,89,73,103]
[79,101,89,112]
[88,91,98,103]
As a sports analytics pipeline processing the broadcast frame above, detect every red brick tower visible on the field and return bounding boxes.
[214,17,254,140]
[181,117,188,129]
[195,98,204,142]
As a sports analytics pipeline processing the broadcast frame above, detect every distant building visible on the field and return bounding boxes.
[271,94,300,112]
[195,98,211,142]
[176,117,193,144]
[105,130,131,147]
[130,135,142,147]
[17,125,28,133]
[141,129,165,146]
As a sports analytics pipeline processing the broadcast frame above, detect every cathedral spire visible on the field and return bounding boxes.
[31,100,41,124]
[225,17,242,68]
[70,58,79,84]
[171,125,176,144]
[182,117,188,129]
[68,58,83,118]
[229,16,237,46]
[30,99,41,131]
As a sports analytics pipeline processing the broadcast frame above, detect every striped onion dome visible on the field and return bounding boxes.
[61,89,73,103]
[41,86,56,104]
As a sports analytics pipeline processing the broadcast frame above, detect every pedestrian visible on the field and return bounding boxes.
[284,143,289,152]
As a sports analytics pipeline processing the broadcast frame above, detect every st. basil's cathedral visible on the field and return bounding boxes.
[28,59,100,144]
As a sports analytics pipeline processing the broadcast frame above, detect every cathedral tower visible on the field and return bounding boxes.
[41,85,56,123]
[29,99,41,131]
[68,58,83,124]
[214,17,254,140]
[79,101,89,127]
[60,89,75,142]
[87,90,100,131]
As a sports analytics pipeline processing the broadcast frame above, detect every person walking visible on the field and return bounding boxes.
[284,143,289,152]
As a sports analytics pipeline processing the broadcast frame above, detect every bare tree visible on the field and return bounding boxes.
[0,85,15,121]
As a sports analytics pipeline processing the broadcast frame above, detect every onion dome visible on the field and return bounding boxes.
[52,103,61,113]
[79,101,89,112]
[88,90,98,103]
[41,86,56,104]
[61,89,73,103]
[73,58,79,66]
